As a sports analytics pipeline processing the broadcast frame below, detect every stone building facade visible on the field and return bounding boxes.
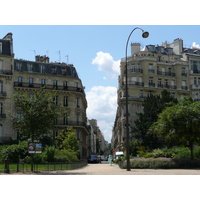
[112,38,200,151]
[0,33,89,158]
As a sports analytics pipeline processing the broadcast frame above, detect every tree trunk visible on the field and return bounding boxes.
[190,141,194,160]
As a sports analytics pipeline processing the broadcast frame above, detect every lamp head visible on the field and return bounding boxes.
[142,31,149,38]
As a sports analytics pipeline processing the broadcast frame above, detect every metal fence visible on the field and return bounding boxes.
[0,160,87,173]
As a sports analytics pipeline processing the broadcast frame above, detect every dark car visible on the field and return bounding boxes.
[87,155,100,163]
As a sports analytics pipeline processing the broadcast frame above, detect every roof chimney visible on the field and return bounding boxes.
[131,43,141,55]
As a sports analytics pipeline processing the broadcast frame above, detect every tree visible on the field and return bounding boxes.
[11,88,66,142]
[56,127,79,154]
[149,98,200,159]
[132,90,177,151]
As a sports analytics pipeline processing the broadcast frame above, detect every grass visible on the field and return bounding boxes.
[0,163,74,172]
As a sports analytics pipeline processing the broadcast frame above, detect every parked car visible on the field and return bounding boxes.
[87,155,100,163]
[101,155,108,161]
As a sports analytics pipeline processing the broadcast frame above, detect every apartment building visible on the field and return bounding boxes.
[112,38,200,150]
[0,33,89,159]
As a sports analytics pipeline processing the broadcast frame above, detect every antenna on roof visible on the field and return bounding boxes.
[55,51,61,62]
[65,55,69,64]
[30,50,36,57]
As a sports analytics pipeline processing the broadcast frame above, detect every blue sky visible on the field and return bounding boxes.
[1,25,200,142]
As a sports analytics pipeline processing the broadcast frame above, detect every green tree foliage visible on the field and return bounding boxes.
[132,90,177,152]
[0,141,28,162]
[149,98,200,159]
[56,127,79,154]
[11,88,67,142]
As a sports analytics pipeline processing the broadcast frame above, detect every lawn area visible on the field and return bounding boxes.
[0,163,74,172]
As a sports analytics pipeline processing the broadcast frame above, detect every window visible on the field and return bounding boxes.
[18,77,23,83]
[148,91,152,96]
[40,65,45,74]
[27,63,33,72]
[0,103,2,116]
[171,80,175,87]
[41,79,46,85]
[158,78,162,86]
[63,96,68,107]
[149,77,154,86]
[62,68,67,75]
[162,67,165,75]
[29,78,34,85]
[169,68,172,75]
[182,68,186,75]
[76,131,80,140]
[53,80,58,89]
[63,81,68,89]
[53,130,58,138]
[52,66,57,74]
[194,77,197,85]
[0,60,3,71]
[29,94,34,99]
[172,93,176,98]
[198,78,200,85]
[0,81,3,93]
[148,64,154,73]
[63,114,68,125]
[140,90,143,98]
[53,96,58,105]
[16,63,22,71]
[164,79,168,86]
[76,97,80,108]
[182,80,186,86]
[53,80,57,86]
[17,111,23,118]
[77,114,80,124]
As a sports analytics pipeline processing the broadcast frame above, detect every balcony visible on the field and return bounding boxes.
[149,82,155,87]
[55,120,90,132]
[148,69,155,74]
[0,91,7,98]
[127,68,143,74]
[0,70,12,75]
[13,82,84,93]
[181,72,187,77]
[193,70,200,74]
[157,84,177,90]
[181,86,188,90]
[0,113,6,119]
[157,71,175,77]
[122,81,144,87]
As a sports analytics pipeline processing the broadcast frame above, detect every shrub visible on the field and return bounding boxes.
[194,146,200,159]
[0,141,28,163]
[121,157,200,169]
[54,149,78,162]
[45,146,56,162]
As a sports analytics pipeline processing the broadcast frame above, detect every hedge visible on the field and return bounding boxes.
[119,158,200,169]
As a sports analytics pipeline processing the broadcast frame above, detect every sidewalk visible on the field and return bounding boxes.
[1,163,200,175]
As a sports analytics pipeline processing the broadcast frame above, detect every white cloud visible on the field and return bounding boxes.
[192,42,200,49]
[92,51,120,79]
[86,86,117,142]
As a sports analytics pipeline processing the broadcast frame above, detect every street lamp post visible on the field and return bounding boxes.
[125,27,149,171]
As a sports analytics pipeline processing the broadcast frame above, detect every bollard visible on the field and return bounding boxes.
[4,158,10,173]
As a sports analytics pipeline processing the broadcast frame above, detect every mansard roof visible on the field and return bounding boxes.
[0,39,11,56]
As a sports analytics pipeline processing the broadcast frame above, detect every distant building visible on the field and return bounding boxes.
[112,38,200,150]
[0,33,89,159]
[88,119,107,155]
